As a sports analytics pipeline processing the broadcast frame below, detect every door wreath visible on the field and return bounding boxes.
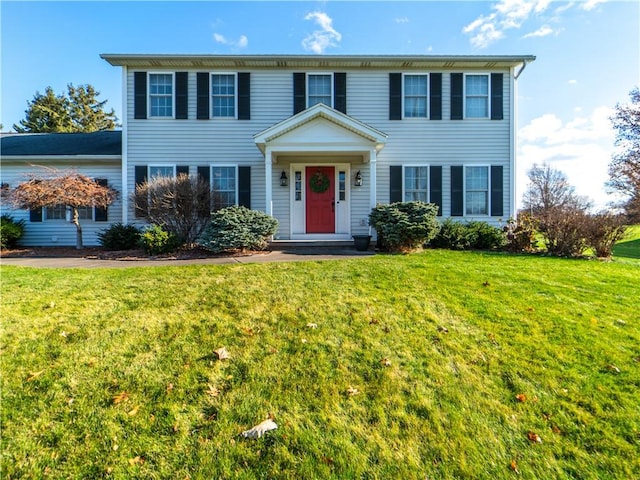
[308,170,330,194]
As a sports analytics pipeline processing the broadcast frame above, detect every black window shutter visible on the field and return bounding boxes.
[450,73,463,120]
[175,72,188,119]
[176,166,189,177]
[238,166,251,208]
[134,165,148,218]
[334,72,347,114]
[491,165,504,216]
[430,73,442,120]
[134,72,147,119]
[451,166,464,216]
[293,73,306,114]
[197,72,210,119]
[389,73,402,120]
[29,207,43,222]
[491,73,504,120]
[389,165,403,203]
[197,166,211,218]
[429,166,442,216]
[94,178,109,221]
[238,72,251,120]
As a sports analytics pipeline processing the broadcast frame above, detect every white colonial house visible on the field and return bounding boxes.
[1,54,534,246]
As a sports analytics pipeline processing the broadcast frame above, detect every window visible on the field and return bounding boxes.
[212,74,236,117]
[211,166,237,210]
[338,171,346,201]
[465,75,489,118]
[404,166,429,202]
[149,165,175,179]
[45,205,92,221]
[465,166,489,215]
[308,74,332,107]
[295,171,302,201]
[404,75,428,118]
[149,73,173,117]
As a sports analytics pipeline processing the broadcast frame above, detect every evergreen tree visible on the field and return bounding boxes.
[13,84,117,133]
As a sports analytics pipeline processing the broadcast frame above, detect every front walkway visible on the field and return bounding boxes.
[0,247,374,268]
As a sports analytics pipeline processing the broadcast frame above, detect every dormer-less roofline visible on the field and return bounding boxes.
[101,54,536,71]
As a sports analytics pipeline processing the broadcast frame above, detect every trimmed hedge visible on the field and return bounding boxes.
[369,202,440,253]
[198,206,278,253]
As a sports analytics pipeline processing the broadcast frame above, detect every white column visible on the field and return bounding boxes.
[121,66,129,224]
[265,147,273,216]
[369,148,377,210]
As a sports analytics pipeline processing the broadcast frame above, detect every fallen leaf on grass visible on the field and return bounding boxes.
[306,323,318,329]
[369,319,379,325]
[214,347,230,360]
[527,431,542,444]
[206,384,220,397]
[166,383,174,393]
[241,419,278,439]
[510,459,520,473]
[26,370,45,382]
[59,331,68,338]
[515,393,527,403]
[112,391,130,404]
[482,281,490,287]
[551,425,561,434]
[606,364,621,373]
[346,386,360,396]
[437,326,449,333]
[127,406,139,416]
[380,358,392,367]
[128,456,144,466]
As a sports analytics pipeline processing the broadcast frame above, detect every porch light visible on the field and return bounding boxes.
[354,171,363,187]
[280,170,288,187]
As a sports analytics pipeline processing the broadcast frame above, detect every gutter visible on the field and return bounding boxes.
[514,58,532,80]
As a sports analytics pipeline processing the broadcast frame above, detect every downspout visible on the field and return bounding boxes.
[514,59,530,80]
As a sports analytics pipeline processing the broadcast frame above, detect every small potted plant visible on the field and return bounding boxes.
[352,229,372,251]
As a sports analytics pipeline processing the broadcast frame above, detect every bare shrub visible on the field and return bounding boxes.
[584,212,627,258]
[537,206,590,257]
[133,174,211,244]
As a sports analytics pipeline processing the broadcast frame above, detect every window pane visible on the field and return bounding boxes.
[404,75,427,118]
[46,204,66,220]
[466,166,488,190]
[211,166,237,210]
[308,74,331,107]
[212,74,236,117]
[77,206,92,220]
[404,166,428,202]
[466,192,488,215]
[149,74,173,117]
[465,166,488,215]
[465,75,489,118]
[149,166,174,179]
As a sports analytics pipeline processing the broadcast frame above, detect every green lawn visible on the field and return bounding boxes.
[613,224,640,265]
[1,251,638,479]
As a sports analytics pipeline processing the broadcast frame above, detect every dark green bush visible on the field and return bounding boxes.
[430,219,506,250]
[197,206,278,253]
[429,218,474,250]
[369,202,440,253]
[139,224,180,255]
[0,215,26,249]
[97,223,141,250]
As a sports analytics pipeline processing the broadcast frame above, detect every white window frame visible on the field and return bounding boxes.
[307,72,333,108]
[464,164,490,216]
[403,165,430,203]
[403,73,429,119]
[210,164,238,210]
[148,72,175,119]
[464,73,490,119]
[148,165,177,180]
[210,72,238,119]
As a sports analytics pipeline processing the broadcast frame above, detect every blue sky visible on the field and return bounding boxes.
[1,0,638,208]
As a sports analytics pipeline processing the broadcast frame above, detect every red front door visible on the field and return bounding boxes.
[306,166,335,233]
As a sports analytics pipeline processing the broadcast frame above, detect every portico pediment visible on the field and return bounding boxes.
[253,103,387,155]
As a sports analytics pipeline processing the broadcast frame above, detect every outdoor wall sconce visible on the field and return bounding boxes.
[280,170,288,187]
[354,171,363,187]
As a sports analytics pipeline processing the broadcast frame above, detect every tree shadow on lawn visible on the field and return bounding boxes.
[613,238,640,259]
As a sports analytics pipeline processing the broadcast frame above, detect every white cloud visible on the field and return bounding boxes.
[302,11,342,54]
[395,17,409,24]
[213,33,248,49]
[517,107,616,208]
[582,0,608,11]
[568,79,578,84]
[522,25,554,38]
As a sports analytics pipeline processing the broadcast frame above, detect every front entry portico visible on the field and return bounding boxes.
[253,104,387,241]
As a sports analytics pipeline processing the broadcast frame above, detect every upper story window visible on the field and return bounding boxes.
[404,166,429,202]
[465,75,489,118]
[465,166,489,215]
[212,74,236,117]
[308,74,332,107]
[149,74,173,117]
[404,75,428,118]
